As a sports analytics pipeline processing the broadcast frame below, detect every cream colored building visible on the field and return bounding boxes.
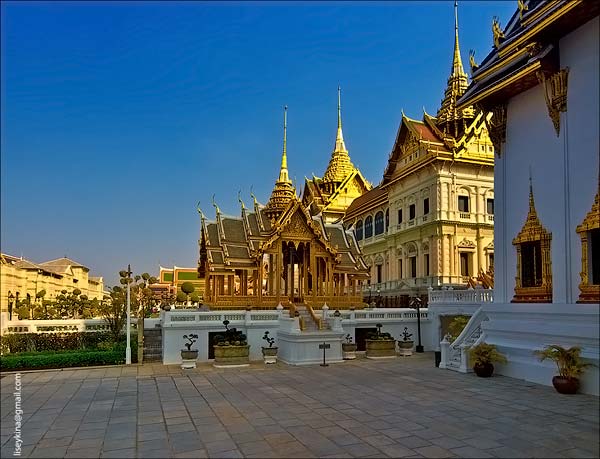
[344,5,494,304]
[0,254,105,320]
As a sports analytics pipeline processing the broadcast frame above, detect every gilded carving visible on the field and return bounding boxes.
[488,103,507,155]
[537,68,569,136]
[469,49,479,76]
[576,189,600,303]
[512,178,552,303]
[518,0,529,20]
[492,17,505,49]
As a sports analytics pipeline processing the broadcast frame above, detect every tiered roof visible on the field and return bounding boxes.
[457,0,599,110]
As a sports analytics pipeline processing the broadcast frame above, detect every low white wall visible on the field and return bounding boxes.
[162,308,435,365]
[162,310,281,364]
[481,303,600,396]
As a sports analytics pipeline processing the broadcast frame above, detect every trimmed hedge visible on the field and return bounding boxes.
[0,332,137,354]
[0,350,129,371]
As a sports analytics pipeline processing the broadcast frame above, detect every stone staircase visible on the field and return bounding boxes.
[294,304,332,331]
[143,328,162,363]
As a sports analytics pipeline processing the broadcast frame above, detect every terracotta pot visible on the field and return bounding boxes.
[552,376,579,394]
[473,362,494,377]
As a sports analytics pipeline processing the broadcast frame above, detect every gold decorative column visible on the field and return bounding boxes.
[576,190,600,303]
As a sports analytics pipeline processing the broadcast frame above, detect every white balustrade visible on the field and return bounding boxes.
[428,288,494,304]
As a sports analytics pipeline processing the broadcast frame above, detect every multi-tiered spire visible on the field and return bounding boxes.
[265,105,295,219]
[323,86,355,185]
[436,1,474,138]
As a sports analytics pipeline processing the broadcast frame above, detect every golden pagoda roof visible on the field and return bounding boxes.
[265,106,295,219]
[436,1,475,136]
[323,86,356,183]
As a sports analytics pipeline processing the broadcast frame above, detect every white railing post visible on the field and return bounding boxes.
[459,343,469,373]
[439,335,450,369]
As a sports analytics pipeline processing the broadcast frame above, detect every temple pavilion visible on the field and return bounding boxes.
[198,102,370,310]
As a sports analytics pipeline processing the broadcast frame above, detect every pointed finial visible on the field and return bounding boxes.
[528,166,536,212]
[212,194,221,215]
[337,85,342,131]
[196,200,205,220]
[237,190,246,210]
[454,0,458,35]
[283,105,288,160]
[276,105,291,184]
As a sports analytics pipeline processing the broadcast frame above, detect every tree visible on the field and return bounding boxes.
[101,288,127,342]
[176,292,187,304]
[190,292,200,304]
[181,282,195,306]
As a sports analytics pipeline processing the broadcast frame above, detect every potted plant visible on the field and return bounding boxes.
[398,327,414,357]
[342,334,357,360]
[365,323,396,359]
[468,342,507,377]
[181,334,199,369]
[261,331,278,364]
[534,345,592,394]
[213,320,250,367]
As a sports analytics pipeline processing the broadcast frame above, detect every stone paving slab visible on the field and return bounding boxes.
[1,353,599,458]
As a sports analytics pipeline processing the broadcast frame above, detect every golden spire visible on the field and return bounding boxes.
[528,168,537,216]
[323,86,355,185]
[436,0,474,137]
[278,105,291,184]
[335,85,346,152]
[265,105,295,219]
[452,1,466,78]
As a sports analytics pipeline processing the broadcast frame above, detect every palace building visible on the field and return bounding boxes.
[0,254,105,320]
[198,103,370,310]
[344,3,495,304]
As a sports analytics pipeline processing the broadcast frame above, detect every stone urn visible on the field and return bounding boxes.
[398,340,414,357]
[342,342,357,360]
[180,349,198,369]
[261,346,278,364]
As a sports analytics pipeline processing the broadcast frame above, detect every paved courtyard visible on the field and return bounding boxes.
[1,353,598,458]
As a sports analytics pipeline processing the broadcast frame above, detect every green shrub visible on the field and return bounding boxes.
[0,349,131,371]
[0,332,136,354]
[448,315,470,341]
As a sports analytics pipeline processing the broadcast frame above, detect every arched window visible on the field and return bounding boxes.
[375,211,384,235]
[365,216,373,238]
[355,220,363,241]
[385,209,390,231]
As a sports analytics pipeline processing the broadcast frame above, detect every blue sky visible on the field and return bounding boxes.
[1,1,515,286]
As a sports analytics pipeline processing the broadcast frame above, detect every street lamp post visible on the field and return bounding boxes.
[367,285,372,305]
[8,292,14,321]
[376,288,381,307]
[411,296,424,353]
[126,264,132,365]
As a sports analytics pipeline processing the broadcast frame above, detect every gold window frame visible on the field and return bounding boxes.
[576,190,599,304]
[512,181,552,303]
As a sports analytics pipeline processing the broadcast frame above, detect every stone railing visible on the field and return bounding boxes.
[428,287,494,304]
[0,318,134,335]
[163,310,280,328]
[337,308,428,322]
[439,306,488,372]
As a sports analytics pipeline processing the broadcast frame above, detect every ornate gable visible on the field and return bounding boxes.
[257,200,338,259]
